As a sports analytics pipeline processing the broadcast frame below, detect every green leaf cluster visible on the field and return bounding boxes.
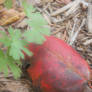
[0,27,33,79]
[0,0,50,79]
[0,50,21,79]
[22,0,50,44]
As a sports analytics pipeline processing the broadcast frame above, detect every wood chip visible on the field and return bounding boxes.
[0,9,24,26]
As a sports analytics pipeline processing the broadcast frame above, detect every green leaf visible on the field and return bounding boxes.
[0,29,22,78]
[0,50,9,76]
[9,39,24,60]
[37,26,51,36]
[4,0,13,9]
[25,13,50,44]
[8,27,32,60]
[22,0,35,18]
[22,47,33,56]
[0,0,51,79]
[0,50,21,78]
[27,13,48,29]
[22,1,50,45]
[8,27,21,40]
[0,38,11,47]
[0,31,11,47]
[7,56,21,79]
[24,30,46,44]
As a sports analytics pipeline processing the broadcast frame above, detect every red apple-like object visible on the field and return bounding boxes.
[24,36,92,92]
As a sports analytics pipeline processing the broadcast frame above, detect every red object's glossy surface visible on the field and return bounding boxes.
[25,36,91,92]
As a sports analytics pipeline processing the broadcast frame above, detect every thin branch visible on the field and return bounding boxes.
[51,1,76,16]
[65,0,80,16]
[69,18,86,45]
[83,39,92,45]
[87,0,92,33]
[51,0,88,17]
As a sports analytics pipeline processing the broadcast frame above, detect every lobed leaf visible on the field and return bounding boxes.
[22,0,36,18]
[0,50,21,78]
[8,27,32,60]
[24,30,46,44]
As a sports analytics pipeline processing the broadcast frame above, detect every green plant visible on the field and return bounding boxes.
[0,0,50,79]
[4,0,13,9]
